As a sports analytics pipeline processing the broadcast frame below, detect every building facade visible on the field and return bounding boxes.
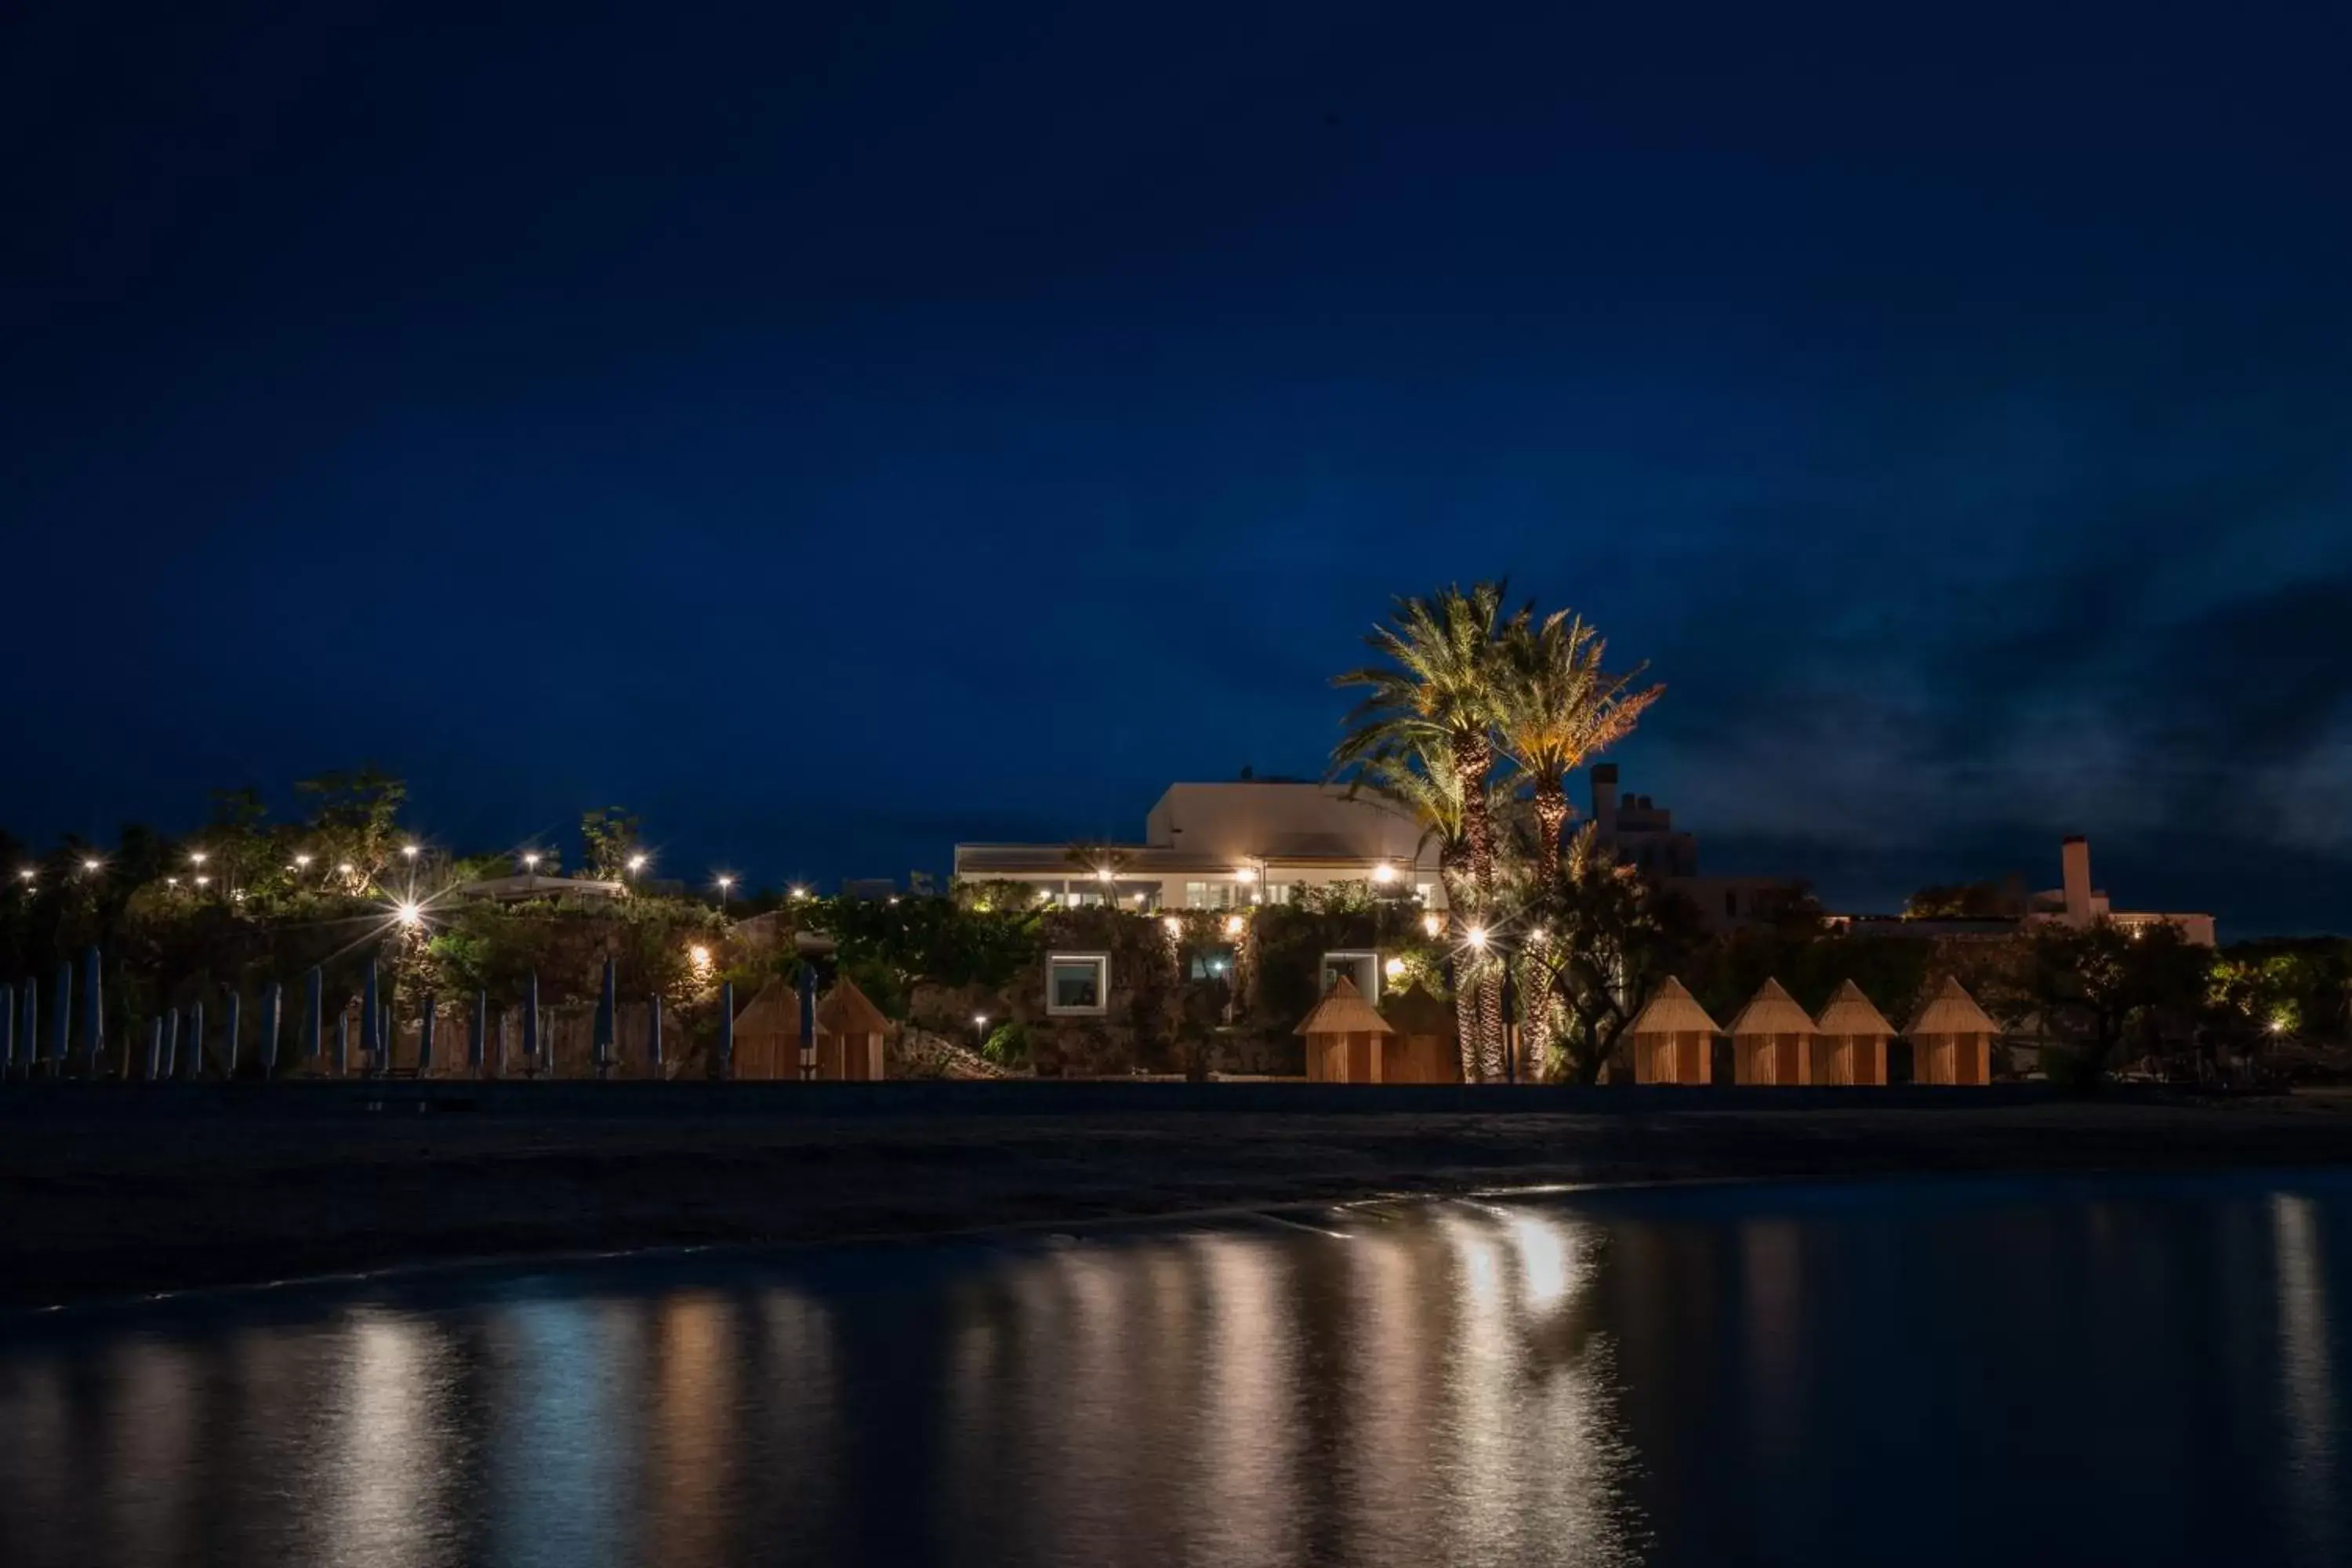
[954,779,1444,913]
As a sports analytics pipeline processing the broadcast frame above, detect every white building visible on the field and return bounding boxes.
[954,779,1443,913]
[2028,835,2216,946]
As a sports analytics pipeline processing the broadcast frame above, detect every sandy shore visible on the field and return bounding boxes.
[5,1092,2352,1308]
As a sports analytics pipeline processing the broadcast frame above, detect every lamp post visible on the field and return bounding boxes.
[972,1013,989,1048]
[716,874,736,915]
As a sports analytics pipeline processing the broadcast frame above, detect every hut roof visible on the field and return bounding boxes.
[1727,978,1818,1037]
[731,978,797,1037]
[1380,982,1454,1036]
[1294,975,1392,1036]
[1626,976,1722,1037]
[816,976,891,1036]
[1907,975,2002,1037]
[1814,979,1896,1038]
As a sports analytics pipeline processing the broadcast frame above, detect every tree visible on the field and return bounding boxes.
[1904,881,2012,920]
[293,769,407,889]
[1356,749,1497,1079]
[579,808,643,881]
[1497,611,1661,848]
[2026,920,2210,1081]
[1334,582,1523,1076]
[1523,824,1704,1083]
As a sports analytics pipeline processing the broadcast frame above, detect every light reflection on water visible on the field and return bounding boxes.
[3,1171,2350,1567]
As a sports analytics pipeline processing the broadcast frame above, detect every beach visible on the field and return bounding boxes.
[6,1087,2352,1308]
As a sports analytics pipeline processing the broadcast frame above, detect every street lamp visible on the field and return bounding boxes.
[716,873,736,913]
[189,850,208,867]
[1371,862,1396,884]
[15,868,32,884]
[521,851,543,873]
[194,875,211,888]
[401,844,420,862]
[626,854,648,875]
[294,853,314,870]
[972,1012,989,1045]
[82,858,101,873]
[1465,924,1489,950]
[396,900,423,927]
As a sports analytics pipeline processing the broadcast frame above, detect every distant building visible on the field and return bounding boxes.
[1835,835,2216,946]
[1588,764,1802,932]
[954,779,1442,911]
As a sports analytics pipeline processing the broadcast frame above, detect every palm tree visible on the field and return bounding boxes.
[1500,612,1663,851]
[1359,751,1495,1080]
[1334,583,1523,1077]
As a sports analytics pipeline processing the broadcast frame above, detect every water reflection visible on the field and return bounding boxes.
[2,1172,2349,1567]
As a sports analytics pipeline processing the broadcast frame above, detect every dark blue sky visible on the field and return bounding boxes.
[5,2,2349,931]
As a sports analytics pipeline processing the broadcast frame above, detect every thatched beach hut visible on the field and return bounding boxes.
[728,979,800,1080]
[1907,975,1998,1086]
[813,978,889,1082]
[1377,982,1463,1085]
[1811,979,1893,1086]
[1297,975,1392,1084]
[1623,976,1719,1085]
[1728,978,1817,1086]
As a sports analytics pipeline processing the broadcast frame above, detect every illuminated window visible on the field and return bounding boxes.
[1047,953,1109,1014]
[1321,949,1381,1001]
[1185,881,1236,909]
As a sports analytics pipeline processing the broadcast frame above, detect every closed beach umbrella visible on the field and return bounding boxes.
[594,957,616,1075]
[81,947,103,1076]
[19,982,35,1078]
[144,1016,163,1082]
[1,982,14,1076]
[797,962,817,1080]
[470,989,488,1074]
[162,1008,180,1079]
[303,967,323,1062]
[418,995,436,1076]
[260,981,282,1078]
[522,971,540,1071]
[50,959,71,1072]
[648,993,663,1073]
[186,1000,205,1080]
[717,981,734,1080]
[361,958,381,1074]
[223,990,241,1079]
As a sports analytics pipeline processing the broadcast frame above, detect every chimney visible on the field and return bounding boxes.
[1592,764,1619,838]
[2060,836,2092,924]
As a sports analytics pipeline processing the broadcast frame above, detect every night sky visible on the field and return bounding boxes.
[5,3,2348,931]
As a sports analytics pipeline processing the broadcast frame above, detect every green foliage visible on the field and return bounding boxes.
[841,955,908,1020]
[805,894,1045,994]
[2025,920,2211,1080]
[579,808,643,880]
[1905,881,2014,920]
[1523,823,1708,1083]
[982,1019,1032,1067]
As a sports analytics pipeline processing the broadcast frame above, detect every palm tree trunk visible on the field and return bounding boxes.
[1535,782,1570,855]
[1476,967,1505,1082]
[1450,732,1504,1075]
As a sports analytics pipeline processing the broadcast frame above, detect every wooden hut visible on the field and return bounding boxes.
[1297,976,1392,1083]
[1907,975,1998,1086]
[1728,978,1817,1086]
[812,978,888,1082]
[1377,982,1464,1084]
[728,978,799,1080]
[1811,979,1893,1086]
[724,976,891,1080]
[1623,976,1719,1085]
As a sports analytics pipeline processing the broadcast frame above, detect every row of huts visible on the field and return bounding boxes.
[1296,974,2003,1086]
[1623,975,2000,1085]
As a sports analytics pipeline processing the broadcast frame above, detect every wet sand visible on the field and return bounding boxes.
[6,1091,2352,1308]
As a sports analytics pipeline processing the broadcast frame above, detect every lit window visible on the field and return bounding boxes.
[1185,881,1236,909]
[1321,950,1382,1001]
[1047,953,1109,1014]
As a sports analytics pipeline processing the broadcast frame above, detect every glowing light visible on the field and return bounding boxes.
[720,875,740,895]
[787,884,804,899]
[626,854,648,873]
[1371,862,1396,884]
[166,877,180,887]
[1530,927,1548,942]
[2270,1017,2292,1035]
[82,858,101,873]
[15,868,32,883]
[194,875,211,888]
[395,901,422,927]
[1233,866,1258,884]
[1163,915,1183,937]
[688,944,712,968]
[401,844,420,860]
[294,854,314,869]
[1384,956,1406,979]
[1224,914,1247,938]
[1036,889,1054,903]
[232,888,246,902]
[1095,866,1115,883]
[188,850,208,866]
[1466,925,1488,950]
[887,895,899,906]
[521,851,543,870]
[1423,913,1443,938]
[337,862,355,877]
[1132,891,1149,905]
[973,1014,989,1028]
